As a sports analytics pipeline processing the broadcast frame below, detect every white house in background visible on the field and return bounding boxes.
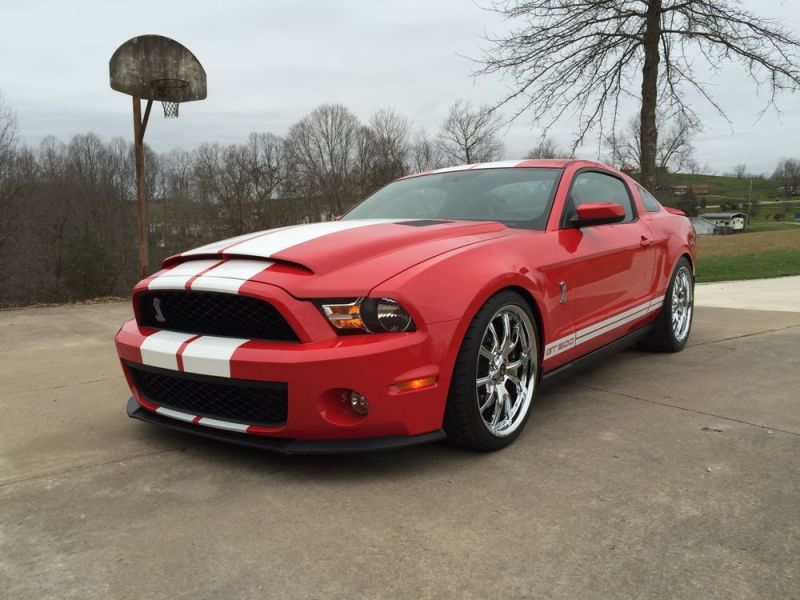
[689,217,718,235]
[699,212,748,232]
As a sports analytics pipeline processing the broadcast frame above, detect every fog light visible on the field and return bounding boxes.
[340,390,369,415]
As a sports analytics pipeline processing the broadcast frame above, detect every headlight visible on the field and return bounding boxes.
[320,298,415,333]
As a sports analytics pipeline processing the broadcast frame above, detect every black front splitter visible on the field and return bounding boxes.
[126,397,446,455]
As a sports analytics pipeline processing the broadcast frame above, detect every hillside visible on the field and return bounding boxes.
[648,172,800,220]
[656,172,778,205]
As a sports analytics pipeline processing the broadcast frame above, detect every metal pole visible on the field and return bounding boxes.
[132,96,149,279]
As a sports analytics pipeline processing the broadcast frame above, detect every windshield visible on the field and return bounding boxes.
[343,167,563,230]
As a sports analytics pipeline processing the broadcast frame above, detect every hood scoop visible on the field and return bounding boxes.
[396,219,454,227]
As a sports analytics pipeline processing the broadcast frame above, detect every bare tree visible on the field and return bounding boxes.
[0,91,15,159]
[0,92,20,261]
[732,164,747,178]
[369,109,410,184]
[285,104,361,216]
[525,136,570,159]
[605,114,695,181]
[772,158,800,197]
[438,99,504,164]
[410,129,445,173]
[685,158,713,176]
[477,0,800,191]
[353,125,379,198]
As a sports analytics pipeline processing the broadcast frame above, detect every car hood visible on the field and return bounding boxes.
[162,219,509,297]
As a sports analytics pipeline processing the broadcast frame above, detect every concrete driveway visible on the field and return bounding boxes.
[1,300,798,599]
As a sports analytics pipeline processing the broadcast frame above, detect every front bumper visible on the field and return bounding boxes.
[127,397,446,454]
[115,316,459,443]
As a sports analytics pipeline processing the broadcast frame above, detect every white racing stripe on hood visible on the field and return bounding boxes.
[189,259,273,294]
[181,227,292,257]
[221,219,404,259]
[148,259,221,290]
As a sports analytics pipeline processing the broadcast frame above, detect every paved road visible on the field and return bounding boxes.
[1,302,799,599]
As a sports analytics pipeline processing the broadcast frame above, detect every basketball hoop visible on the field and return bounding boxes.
[109,35,207,277]
[151,78,188,118]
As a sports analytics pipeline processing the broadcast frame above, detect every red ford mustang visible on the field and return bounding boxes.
[115,159,696,453]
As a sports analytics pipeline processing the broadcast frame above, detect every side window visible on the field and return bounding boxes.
[564,171,636,225]
[637,184,661,212]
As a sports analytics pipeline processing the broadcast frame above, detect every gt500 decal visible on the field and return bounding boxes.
[544,295,665,360]
[544,334,575,358]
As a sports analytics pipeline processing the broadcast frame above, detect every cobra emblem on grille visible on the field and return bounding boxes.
[153,297,167,323]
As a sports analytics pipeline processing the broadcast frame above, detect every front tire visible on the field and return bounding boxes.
[444,291,539,451]
[639,257,694,352]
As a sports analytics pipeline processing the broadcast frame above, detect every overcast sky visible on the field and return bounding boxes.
[1,0,799,174]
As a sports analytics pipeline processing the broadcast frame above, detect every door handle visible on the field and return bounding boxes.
[640,236,655,248]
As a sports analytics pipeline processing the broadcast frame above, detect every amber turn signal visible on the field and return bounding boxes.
[321,301,364,330]
[391,376,438,393]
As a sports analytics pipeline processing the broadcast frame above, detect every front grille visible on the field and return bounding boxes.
[138,290,299,342]
[129,364,288,427]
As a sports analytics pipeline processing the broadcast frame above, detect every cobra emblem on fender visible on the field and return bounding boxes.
[153,297,167,323]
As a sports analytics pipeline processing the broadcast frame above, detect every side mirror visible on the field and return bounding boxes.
[571,202,626,228]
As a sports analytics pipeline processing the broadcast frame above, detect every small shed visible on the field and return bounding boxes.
[700,212,748,232]
[689,217,718,235]
[671,185,688,196]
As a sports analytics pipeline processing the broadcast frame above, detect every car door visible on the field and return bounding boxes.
[558,170,657,357]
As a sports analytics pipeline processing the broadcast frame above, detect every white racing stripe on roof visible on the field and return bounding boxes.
[189,259,273,294]
[147,259,220,290]
[140,330,197,371]
[472,160,527,169]
[180,335,249,378]
[432,160,526,174]
[432,164,474,173]
[223,219,402,258]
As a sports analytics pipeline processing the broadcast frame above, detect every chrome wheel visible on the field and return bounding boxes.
[672,266,693,343]
[475,305,537,437]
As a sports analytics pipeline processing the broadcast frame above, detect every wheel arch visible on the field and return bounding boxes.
[498,285,545,358]
[680,252,695,275]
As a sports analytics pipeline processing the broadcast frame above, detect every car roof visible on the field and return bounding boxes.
[400,159,626,180]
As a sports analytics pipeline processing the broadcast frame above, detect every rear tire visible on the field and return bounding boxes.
[638,257,694,353]
[444,291,539,451]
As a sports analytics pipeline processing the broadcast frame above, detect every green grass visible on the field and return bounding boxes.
[745,221,800,233]
[696,248,800,283]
